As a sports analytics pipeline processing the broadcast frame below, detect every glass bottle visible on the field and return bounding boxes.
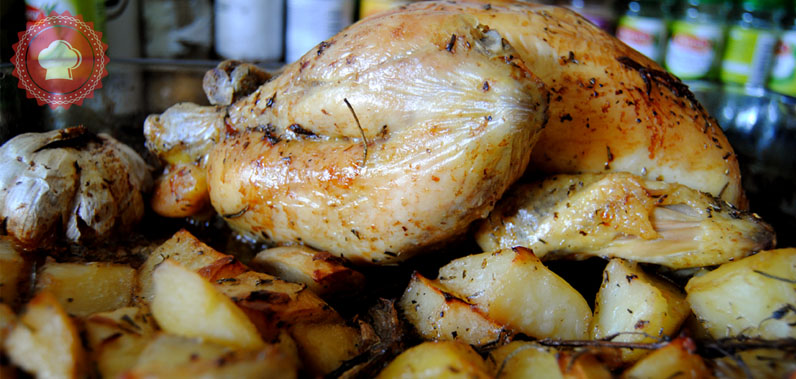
[720,0,786,88]
[558,0,617,32]
[768,6,796,96]
[664,0,732,81]
[615,0,671,63]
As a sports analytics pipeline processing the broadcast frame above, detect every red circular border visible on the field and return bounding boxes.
[11,12,109,109]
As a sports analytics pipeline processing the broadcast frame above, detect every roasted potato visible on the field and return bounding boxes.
[289,321,366,376]
[35,260,136,317]
[136,228,247,303]
[399,271,507,347]
[123,332,297,379]
[84,306,156,378]
[686,248,796,339]
[3,291,86,378]
[0,239,25,306]
[151,259,266,350]
[376,341,492,378]
[438,247,593,340]
[620,337,711,379]
[251,245,366,299]
[592,258,691,362]
[488,341,563,379]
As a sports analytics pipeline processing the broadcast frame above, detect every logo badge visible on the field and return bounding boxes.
[11,11,108,109]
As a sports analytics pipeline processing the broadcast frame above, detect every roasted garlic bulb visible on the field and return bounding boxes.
[0,127,151,248]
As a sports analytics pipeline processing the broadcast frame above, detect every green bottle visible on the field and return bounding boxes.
[665,0,732,80]
[720,0,786,88]
[616,0,671,63]
[768,5,796,96]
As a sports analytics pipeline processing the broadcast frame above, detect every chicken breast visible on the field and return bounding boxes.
[206,11,548,264]
[0,127,152,249]
[408,0,745,208]
[476,173,774,269]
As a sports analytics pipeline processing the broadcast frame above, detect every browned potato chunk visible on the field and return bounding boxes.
[488,341,562,379]
[686,248,796,339]
[151,259,265,350]
[399,271,506,347]
[592,259,690,362]
[124,332,297,379]
[438,247,592,339]
[376,341,492,378]
[289,321,365,376]
[214,270,343,331]
[4,291,85,378]
[712,349,796,378]
[251,245,365,298]
[137,229,247,303]
[557,350,614,379]
[0,239,26,306]
[85,306,155,378]
[35,260,135,317]
[620,337,711,379]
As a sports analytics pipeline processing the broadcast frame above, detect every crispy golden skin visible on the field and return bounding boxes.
[206,11,548,264]
[412,0,745,208]
[476,173,774,269]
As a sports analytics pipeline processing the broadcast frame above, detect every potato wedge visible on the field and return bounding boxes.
[438,247,592,339]
[289,321,365,376]
[620,337,711,379]
[399,271,507,347]
[35,260,135,317]
[592,259,691,362]
[488,341,563,379]
[214,270,342,335]
[124,332,297,379]
[685,248,796,339]
[85,306,155,378]
[712,348,796,378]
[251,245,365,298]
[151,259,265,350]
[557,350,614,379]
[0,239,26,306]
[4,291,85,378]
[137,229,247,303]
[376,341,492,378]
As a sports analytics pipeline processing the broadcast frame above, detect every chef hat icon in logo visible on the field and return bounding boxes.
[38,40,83,80]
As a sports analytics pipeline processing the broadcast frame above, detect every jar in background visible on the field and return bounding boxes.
[664,0,731,81]
[214,0,284,62]
[615,0,670,63]
[720,0,785,88]
[286,0,354,63]
[558,0,617,32]
[768,7,796,96]
[358,0,412,19]
[143,0,212,59]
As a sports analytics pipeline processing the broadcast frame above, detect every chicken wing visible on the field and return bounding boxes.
[206,11,548,264]
[475,173,774,269]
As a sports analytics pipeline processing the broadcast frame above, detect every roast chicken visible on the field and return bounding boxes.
[419,0,744,208]
[145,0,752,265]
[476,172,774,269]
[208,12,548,264]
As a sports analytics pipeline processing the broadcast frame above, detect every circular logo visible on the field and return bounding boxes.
[11,11,108,109]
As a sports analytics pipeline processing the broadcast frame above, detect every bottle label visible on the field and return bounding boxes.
[720,26,778,87]
[616,16,667,62]
[768,30,796,96]
[665,21,724,80]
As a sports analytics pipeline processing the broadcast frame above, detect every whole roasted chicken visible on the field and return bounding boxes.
[145,0,750,265]
[147,10,548,264]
